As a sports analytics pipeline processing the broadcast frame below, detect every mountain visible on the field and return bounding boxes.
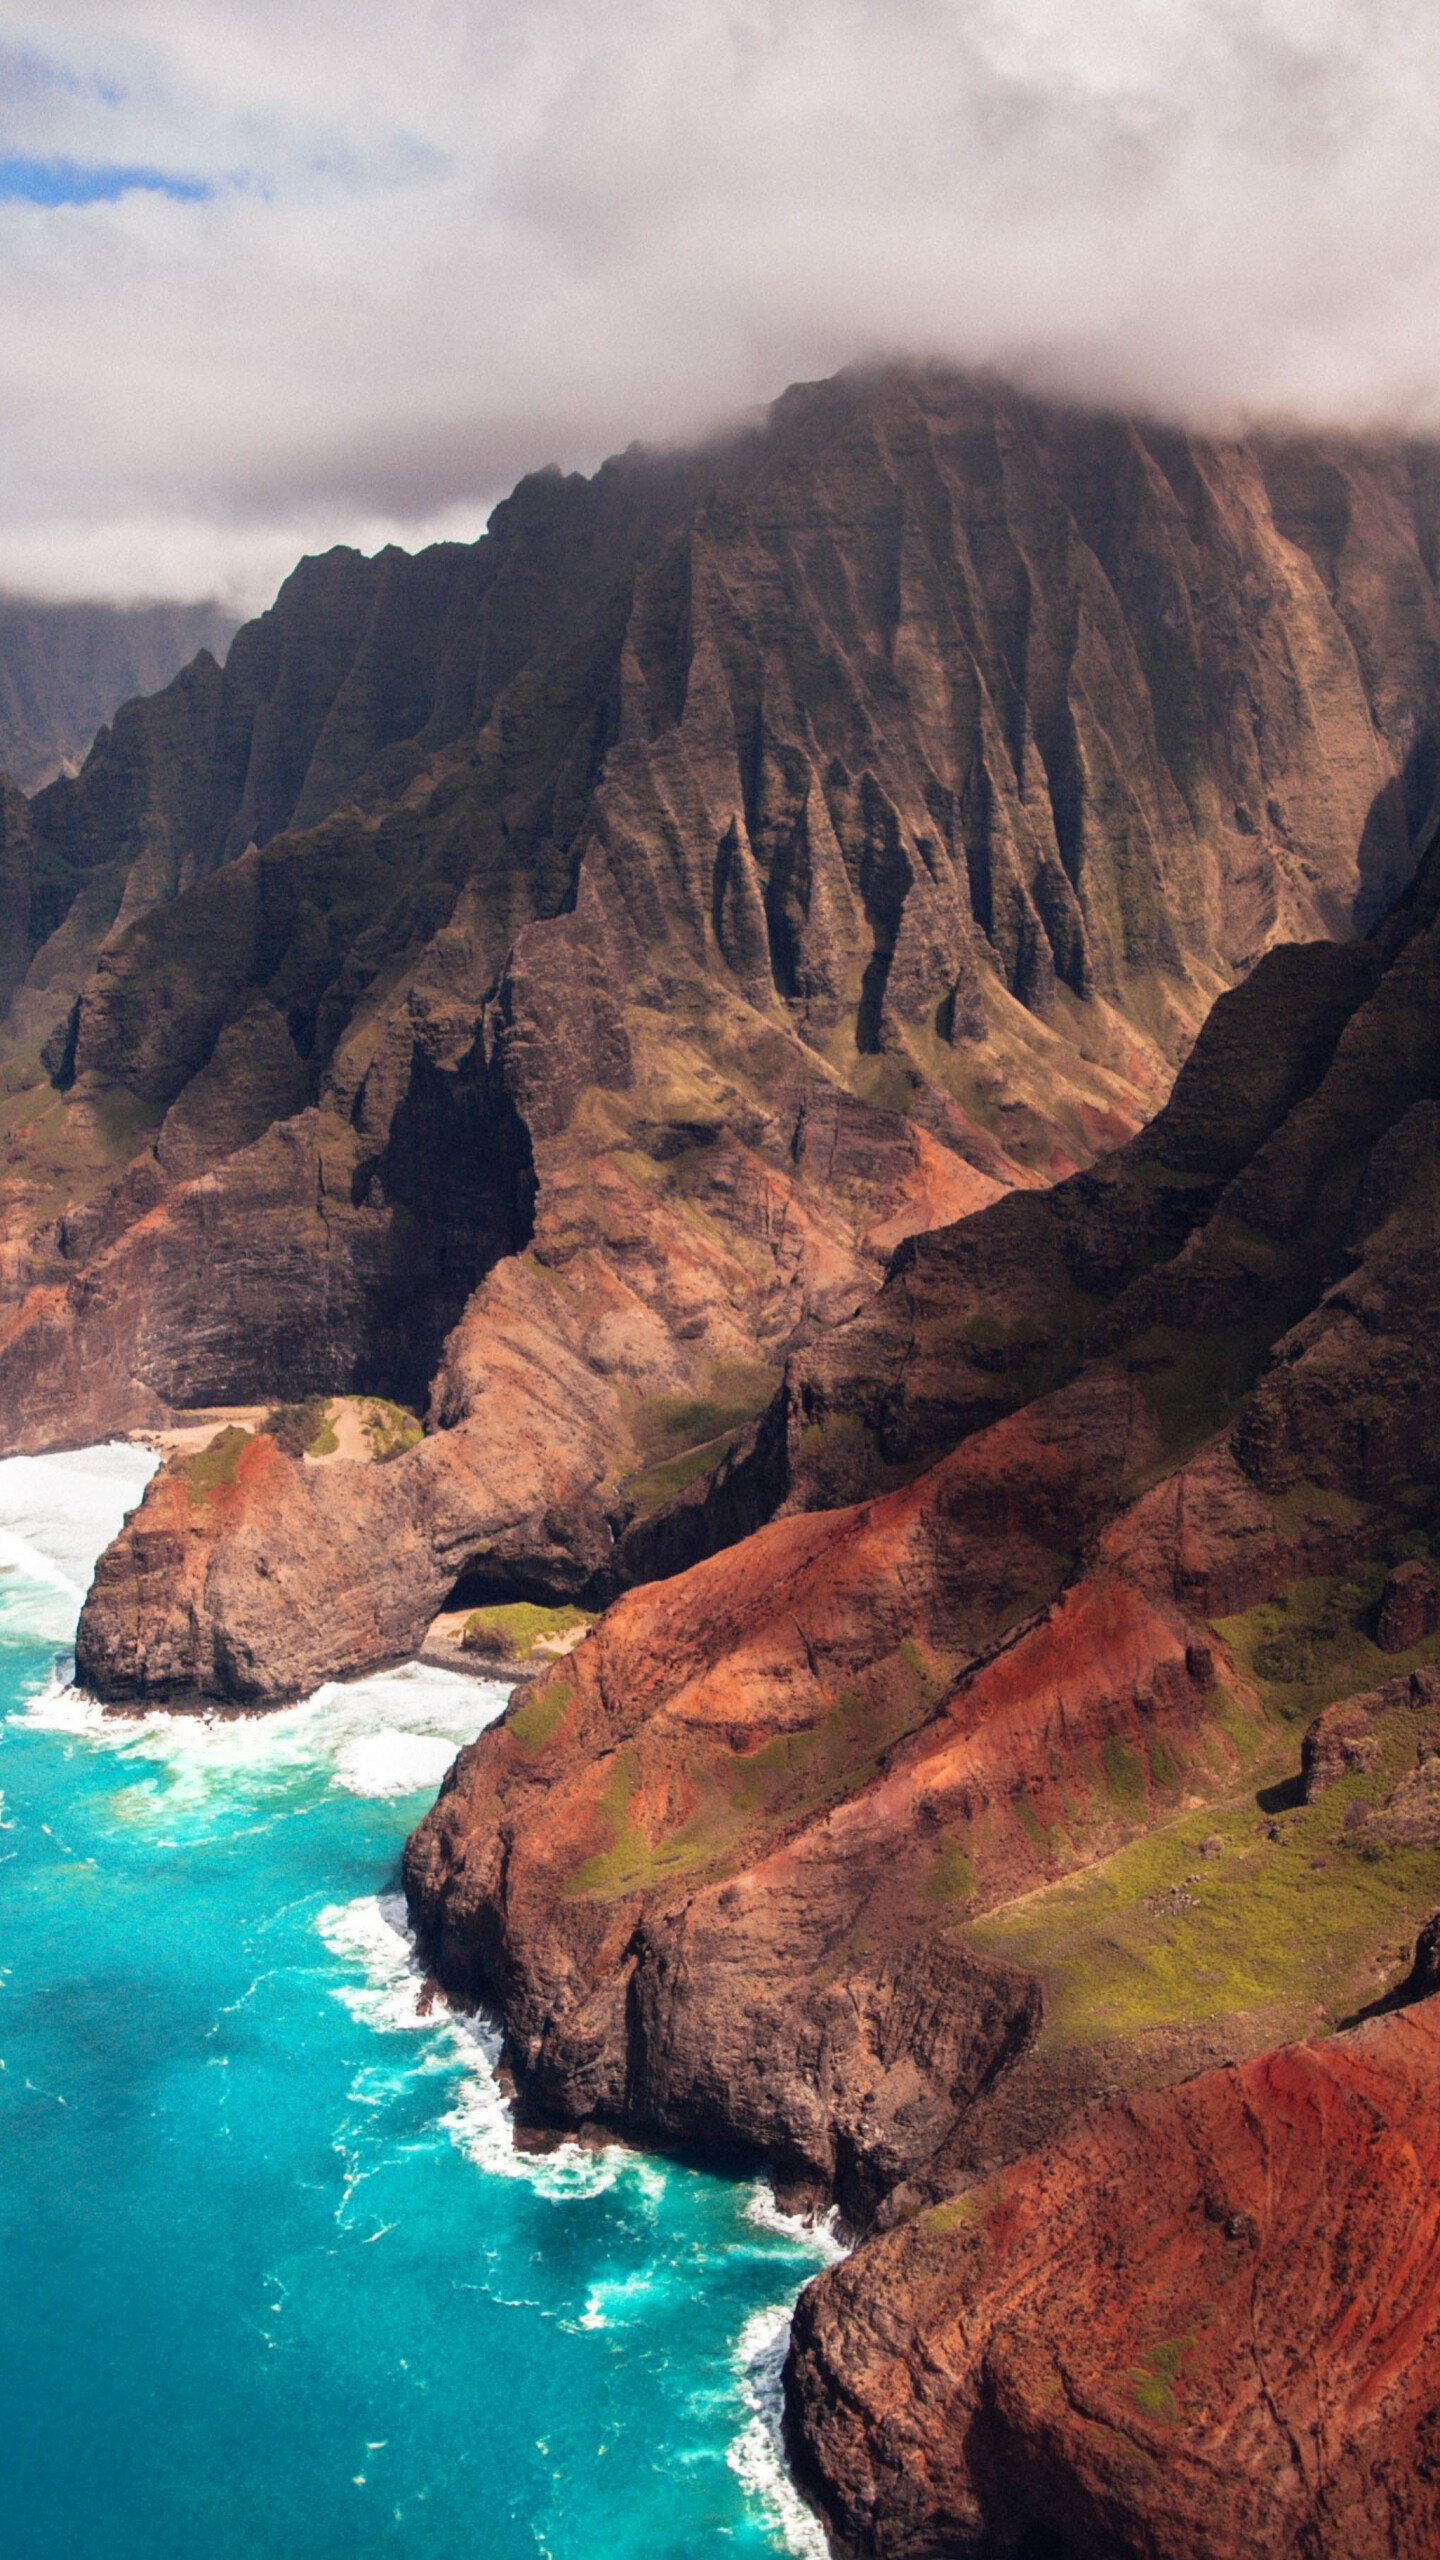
[395,791,1440,2555]
[0,594,239,795]
[9,364,1440,2554]
[400,829,1440,2212]
[11,366,1440,1709]
[788,1992,1440,2559]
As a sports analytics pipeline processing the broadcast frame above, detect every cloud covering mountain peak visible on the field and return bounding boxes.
[5,0,1439,604]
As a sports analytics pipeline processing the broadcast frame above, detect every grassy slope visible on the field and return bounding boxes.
[966,1569,1440,2047]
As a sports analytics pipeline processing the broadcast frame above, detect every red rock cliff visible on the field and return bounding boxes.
[787,1994,1440,2560]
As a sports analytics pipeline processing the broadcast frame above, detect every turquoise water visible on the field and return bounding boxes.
[0,1447,835,2560]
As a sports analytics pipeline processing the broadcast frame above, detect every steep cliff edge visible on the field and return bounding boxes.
[402,828,1440,2218]
[0,593,239,795]
[14,366,1440,1695]
[786,1994,1440,2560]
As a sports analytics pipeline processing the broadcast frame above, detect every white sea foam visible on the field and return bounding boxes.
[744,2181,848,2266]
[0,1443,157,1596]
[1,1442,507,1805]
[727,2303,832,2560]
[0,1442,158,1649]
[13,1658,510,1809]
[315,1887,652,2202]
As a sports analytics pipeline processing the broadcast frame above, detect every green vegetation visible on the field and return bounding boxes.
[1130,2337,1192,2423]
[263,1397,335,1457]
[1101,1735,1146,1814]
[565,1751,712,1897]
[506,1682,574,1753]
[566,1750,750,1899]
[621,1433,737,1518]
[463,1602,594,1662]
[362,1398,423,1462]
[91,1085,165,1159]
[796,1410,879,1469]
[1215,1568,1434,1727]
[1124,1317,1283,1465]
[924,2184,991,2236]
[924,1838,976,1905]
[966,1675,1440,2043]
[617,1364,780,1519]
[183,1427,250,1501]
[566,1651,943,1903]
[630,1365,780,1465]
[725,1673,929,1821]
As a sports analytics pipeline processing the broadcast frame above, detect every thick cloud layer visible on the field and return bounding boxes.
[4,0,1439,605]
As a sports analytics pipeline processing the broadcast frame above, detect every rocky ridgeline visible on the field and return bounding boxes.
[6,369,1440,1699]
[7,365,1440,2556]
[787,1991,1440,2559]
[400,820,1440,2550]
[404,826,1440,2196]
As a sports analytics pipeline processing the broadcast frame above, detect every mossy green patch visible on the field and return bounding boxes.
[1148,1737,1179,1791]
[90,1084,165,1160]
[363,1398,422,1462]
[506,1682,574,1754]
[617,1363,781,1521]
[567,1652,942,1903]
[1016,1793,1049,1849]
[724,1668,930,1825]
[564,1752,727,1898]
[966,1697,1440,2044]
[1101,1735,1146,1814]
[1123,1317,1280,1465]
[628,1365,779,1466]
[1130,2336,1192,2423]
[183,1427,249,1502]
[621,1431,739,1519]
[263,1398,334,1458]
[1216,1570,1440,1728]
[924,1838,976,1905]
[462,1602,593,1662]
[925,2186,989,2235]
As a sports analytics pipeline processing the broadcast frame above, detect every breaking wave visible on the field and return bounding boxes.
[14,1658,510,1809]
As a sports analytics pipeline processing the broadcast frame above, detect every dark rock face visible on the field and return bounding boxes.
[402,821,1440,2211]
[1377,1558,1440,1651]
[11,366,1440,1695]
[0,594,239,795]
[786,1998,1440,2560]
[1401,1911,1440,2001]
[1302,1697,1381,1796]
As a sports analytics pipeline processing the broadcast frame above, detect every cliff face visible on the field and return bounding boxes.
[401,829,1440,2219]
[10,368,1440,1696]
[0,594,239,796]
[787,1994,1440,2560]
[15,371,1440,2550]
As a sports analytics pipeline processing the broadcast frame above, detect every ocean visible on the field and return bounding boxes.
[0,1444,837,2560]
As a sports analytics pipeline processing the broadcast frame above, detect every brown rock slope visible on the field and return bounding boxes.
[13,367,1440,1692]
[786,1994,1440,2560]
[0,593,239,796]
[403,823,1440,2220]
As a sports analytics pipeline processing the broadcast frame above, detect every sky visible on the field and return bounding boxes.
[3,0,1439,611]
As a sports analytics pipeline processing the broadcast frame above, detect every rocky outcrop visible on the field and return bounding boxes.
[1302,1696,1380,1796]
[0,594,238,795]
[1377,1559,1440,1652]
[13,366,1440,1695]
[401,819,1440,2208]
[786,1994,1440,2560]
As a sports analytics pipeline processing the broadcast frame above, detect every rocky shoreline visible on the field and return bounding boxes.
[9,363,1440,2556]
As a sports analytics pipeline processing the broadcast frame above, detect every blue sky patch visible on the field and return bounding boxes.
[0,156,212,206]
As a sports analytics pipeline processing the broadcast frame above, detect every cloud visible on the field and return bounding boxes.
[2,0,1440,607]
